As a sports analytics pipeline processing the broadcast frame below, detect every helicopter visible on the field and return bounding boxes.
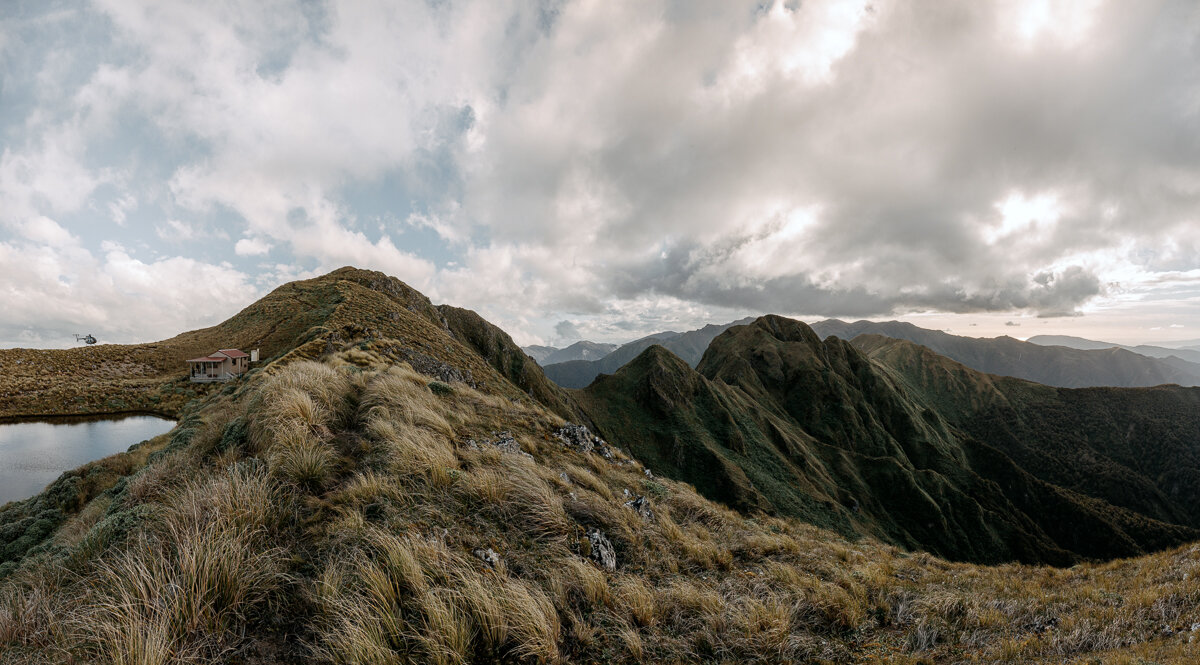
[73,334,97,345]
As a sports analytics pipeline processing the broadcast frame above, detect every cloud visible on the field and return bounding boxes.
[235,237,272,256]
[0,234,255,347]
[108,193,136,225]
[5,0,1200,346]
[156,219,197,243]
[443,0,1200,330]
[554,320,581,344]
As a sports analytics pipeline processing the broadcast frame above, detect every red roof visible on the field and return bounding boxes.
[186,356,227,363]
[217,348,249,358]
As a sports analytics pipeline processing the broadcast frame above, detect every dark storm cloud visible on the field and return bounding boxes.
[461,0,1200,322]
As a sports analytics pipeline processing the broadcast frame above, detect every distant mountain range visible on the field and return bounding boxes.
[522,340,618,364]
[533,318,1200,392]
[1026,334,1200,365]
[809,320,1200,388]
[537,318,755,388]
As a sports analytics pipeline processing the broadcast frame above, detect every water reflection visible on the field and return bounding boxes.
[0,415,176,505]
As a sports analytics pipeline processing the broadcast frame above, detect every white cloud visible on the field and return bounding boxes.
[234,237,272,256]
[0,237,256,347]
[4,0,1200,346]
[0,130,103,230]
[19,216,77,246]
[108,193,137,225]
[156,219,197,243]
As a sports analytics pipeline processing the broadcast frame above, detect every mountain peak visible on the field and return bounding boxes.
[749,314,823,347]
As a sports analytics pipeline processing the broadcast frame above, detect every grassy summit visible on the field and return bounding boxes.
[1,268,1199,664]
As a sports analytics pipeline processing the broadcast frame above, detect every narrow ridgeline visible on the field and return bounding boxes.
[576,316,1200,566]
[2,268,1199,664]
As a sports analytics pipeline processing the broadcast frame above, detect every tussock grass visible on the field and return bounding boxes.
[6,347,1200,664]
[249,360,354,453]
[366,415,455,479]
[0,576,59,650]
[268,422,336,489]
[77,474,290,663]
[556,556,611,607]
[457,460,572,543]
[360,366,453,437]
[164,462,292,536]
[313,527,561,664]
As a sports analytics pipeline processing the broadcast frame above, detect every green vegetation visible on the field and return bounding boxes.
[3,352,1198,663]
[541,318,753,389]
[577,316,1200,565]
[1,268,1199,664]
[857,334,1200,558]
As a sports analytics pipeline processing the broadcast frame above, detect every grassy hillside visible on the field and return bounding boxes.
[3,270,1200,663]
[0,268,573,421]
[1,335,1198,663]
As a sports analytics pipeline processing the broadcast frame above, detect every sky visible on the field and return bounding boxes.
[2,0,1200,349]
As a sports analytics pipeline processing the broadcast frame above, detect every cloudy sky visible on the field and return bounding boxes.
[3,0,1200,349]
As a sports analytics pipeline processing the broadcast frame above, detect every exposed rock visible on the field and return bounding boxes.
[473,547,501,569]
[554,423,598,453]
[463,431,533,460]
[554,423,619,459]
[644,468,654,478]
[624,495,655,522]
[400,348,474,386]
[586,528,617,571]
[559,471,570,484]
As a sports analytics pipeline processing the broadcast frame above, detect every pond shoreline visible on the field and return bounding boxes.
[0,409,178,426]
[0,413,178,506]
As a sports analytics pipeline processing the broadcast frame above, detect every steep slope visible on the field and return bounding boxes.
[810,319,1200,388]
[543,318,754,389]
[4,270,1200,664]
[857,334,1200,541]
[1027,333,1200,366]
[435,305,580,422]
[577,317,1200,565]
[574,346,835,523]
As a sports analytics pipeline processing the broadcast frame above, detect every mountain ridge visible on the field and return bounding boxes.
[1026,333,1200,365]
[542,318,755,388]
[3,267,1200,663]
[576,316,1200,565]
[810,318,1200,388]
